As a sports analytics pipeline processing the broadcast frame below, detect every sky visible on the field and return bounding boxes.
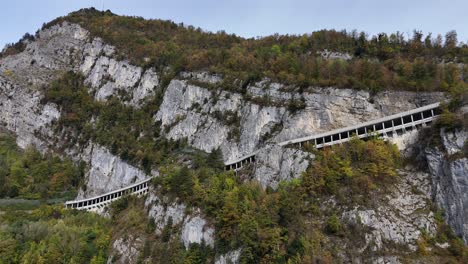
[1,0,468,49]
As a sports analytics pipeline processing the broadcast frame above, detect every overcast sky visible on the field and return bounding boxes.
[1,0,467,49]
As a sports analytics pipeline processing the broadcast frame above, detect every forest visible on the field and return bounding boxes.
[0,132,83,200]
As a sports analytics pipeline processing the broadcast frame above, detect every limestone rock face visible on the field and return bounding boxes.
[215,249,242,264]
[343,168,437,252]
[76,144,151,199]
[317,49,353,60]
[0,77,60,151]
[1,21,447,191]
[181,215,215,248]
[0,22,160,199]
[253,144,313,188]
[108,236,143,264]
[441,129,468,155]
[155,78,443,187]
[145,191,215,249]
[426,129,468,243]
[145,191,187,232]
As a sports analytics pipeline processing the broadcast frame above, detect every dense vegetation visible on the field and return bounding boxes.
[34,8,467,93]
[0,133,110,264]
[0,205,111,263]
[0,132,83,200]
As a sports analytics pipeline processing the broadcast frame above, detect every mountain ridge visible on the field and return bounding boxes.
[0,11,467,263]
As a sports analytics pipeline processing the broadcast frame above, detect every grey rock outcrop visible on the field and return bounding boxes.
[343,168,437,252]
[426,129,468,243]
[76,144,151,198]
[145,191,187,232]
[0,22,160,198]
[253,144,313,188]
[215,249,242,264]
[317,49,353,60]
[145,191,215,249]
[155,77,443,186]
[181,215,215,248]
[0,77,60,151]
[108,236,143,264]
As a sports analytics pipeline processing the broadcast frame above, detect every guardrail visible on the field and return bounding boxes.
[65,178,151,211]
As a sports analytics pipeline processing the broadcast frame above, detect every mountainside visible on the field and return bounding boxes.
[0,8,467,263]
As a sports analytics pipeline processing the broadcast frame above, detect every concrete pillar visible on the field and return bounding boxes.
[401,117,406,132]
[339,133,342,143]
[431,109,434,117]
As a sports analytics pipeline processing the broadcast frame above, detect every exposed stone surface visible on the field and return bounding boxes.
[145,191,187,232]
[373,256,400,264]
[441,129,468,155]
[253,144,314,188]
[388,129,421,157]
[108,236,143,264]
[317,49,353,60]
[0,22,158,199]
[181,215,215,248]
[155,78,443,187]
[145,190,215,249]
[0,77,60,151]
[215,249,242,264]
[180,71,222,84]
[76,144,151,199]
[426,129,468,243]
[343,168,437,252]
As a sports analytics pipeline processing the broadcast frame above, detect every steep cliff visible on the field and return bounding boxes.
[0,21,445,193]
[426,128,468,243]
[0,17,466,263]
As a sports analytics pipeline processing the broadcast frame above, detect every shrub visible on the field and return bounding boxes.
[325,214,342,234]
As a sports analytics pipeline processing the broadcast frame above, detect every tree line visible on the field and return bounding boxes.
[3,8,466,93]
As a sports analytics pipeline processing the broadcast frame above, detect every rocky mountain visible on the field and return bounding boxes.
[0,9,467,263]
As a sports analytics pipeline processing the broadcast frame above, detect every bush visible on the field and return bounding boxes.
[302,137,400,203]
[0,205,111,263]
[325,214,342,234]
